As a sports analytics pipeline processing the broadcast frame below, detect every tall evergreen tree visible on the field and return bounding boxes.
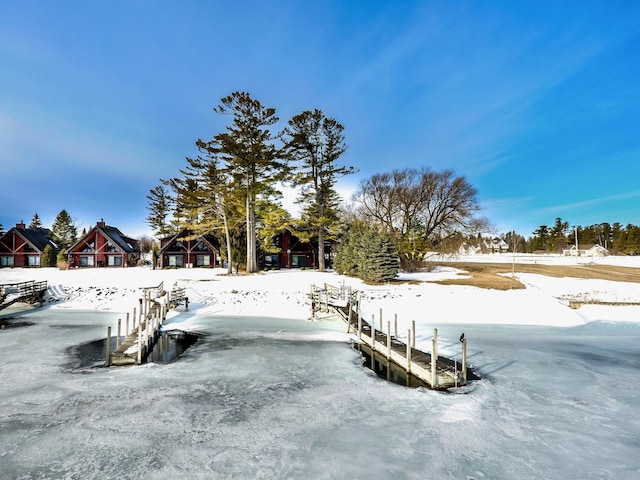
[50,209,77,252]
[282,109,354,271]
[146,184,174,237]
[29,213,43,229]
[212,92,286,273]
[0,223,4,236]
[172,139,243,274]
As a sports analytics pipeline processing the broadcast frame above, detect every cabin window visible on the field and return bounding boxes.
[80,256,95,267]
[27,256,40,267]
[107,242,118,253]
[0,256,13,267]
[168,255,184,267]
[81,241,95,253]
[108,256,122,266]
[292,255,307,267]
[264,255,279,268]
[195,255,210,267]
[194,240,211,252]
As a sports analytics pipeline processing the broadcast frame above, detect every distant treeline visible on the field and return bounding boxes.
[509,218,640,255]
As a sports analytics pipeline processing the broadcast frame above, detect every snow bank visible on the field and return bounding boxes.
[2,257,639,327]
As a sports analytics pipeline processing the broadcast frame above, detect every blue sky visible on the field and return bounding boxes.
[1,1,639,239]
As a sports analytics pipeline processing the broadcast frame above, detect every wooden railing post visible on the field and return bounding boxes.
[394,314,398,339]
[411,320,416,349]
[386,321,391,359]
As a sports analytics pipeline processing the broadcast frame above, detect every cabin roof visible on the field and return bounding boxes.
[68,223,138,254]
[1,226,56,253]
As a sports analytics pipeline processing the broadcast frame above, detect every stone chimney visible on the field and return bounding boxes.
[97,219,106,228]
[16,221,25,230]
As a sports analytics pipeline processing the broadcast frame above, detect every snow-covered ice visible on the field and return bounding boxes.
[1,257,640,479]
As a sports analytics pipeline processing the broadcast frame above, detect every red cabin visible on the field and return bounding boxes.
[159,228,219,268]
[0,221,56,267]
[67,220,139,268]
[263,231,318,269]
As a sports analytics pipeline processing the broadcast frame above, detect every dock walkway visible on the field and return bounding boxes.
[310,283,474,390]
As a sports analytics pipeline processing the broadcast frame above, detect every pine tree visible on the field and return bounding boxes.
[29,213,43,229]
[212,92,286,273]
[169,139,243,274]
[50,210,77,252]
[41,244,56,267]
[334,221,398,282]
[0,223,4,236]
[282,109,354,271]
[146,184,174,237]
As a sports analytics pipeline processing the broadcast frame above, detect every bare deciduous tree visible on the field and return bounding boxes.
[353,167,481,269]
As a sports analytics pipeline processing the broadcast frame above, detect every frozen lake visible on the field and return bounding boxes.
[1,309,639,479]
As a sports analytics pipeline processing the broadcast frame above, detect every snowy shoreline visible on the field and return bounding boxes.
[2,254,640,327]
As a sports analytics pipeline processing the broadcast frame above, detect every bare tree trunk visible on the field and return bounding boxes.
[318,202,326,272]
[246,195,257,273]
[222,208,233,275]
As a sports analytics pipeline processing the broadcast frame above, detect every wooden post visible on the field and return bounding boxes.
[105,326,111,367]
[126,313,130,337]
[379,308,383,333]
[431,328,438,388]
[133,307,137,328]
[394,313,398,339]
[138,298,143,326]
[137,319,142,364]
[185,297,189,311]
[116,318,122,348]
[462,338,467,384]
[346,300,351,333]
[411,320,416,349]
[406,329,412,373]
[386,320,391,359]
[371,314,375,349]
[358,309,362,340]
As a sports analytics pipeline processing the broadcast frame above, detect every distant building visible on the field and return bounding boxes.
[562,244,609,257]
[0,221,57,267]
[159,228,219,268]
[67,220,139,267]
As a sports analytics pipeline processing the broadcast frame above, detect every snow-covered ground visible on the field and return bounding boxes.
[1,256,639,479]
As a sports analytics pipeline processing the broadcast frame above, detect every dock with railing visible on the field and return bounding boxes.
[105,282,186,366]
[0,280,48,311]
[310,283,476,390]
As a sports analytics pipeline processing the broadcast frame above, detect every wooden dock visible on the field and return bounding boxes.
[310,283,475,390]
[0,280,48,311]
[106,282,186,366]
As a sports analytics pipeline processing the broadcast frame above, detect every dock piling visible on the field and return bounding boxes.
[105,326,111,367]
[406,329,412,373]
[462,338,467,383]
[431,328,438,388]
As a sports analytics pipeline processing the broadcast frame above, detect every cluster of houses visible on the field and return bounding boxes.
[1,220,611,269]
[458,236,609,257]
[0,220,319,269]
